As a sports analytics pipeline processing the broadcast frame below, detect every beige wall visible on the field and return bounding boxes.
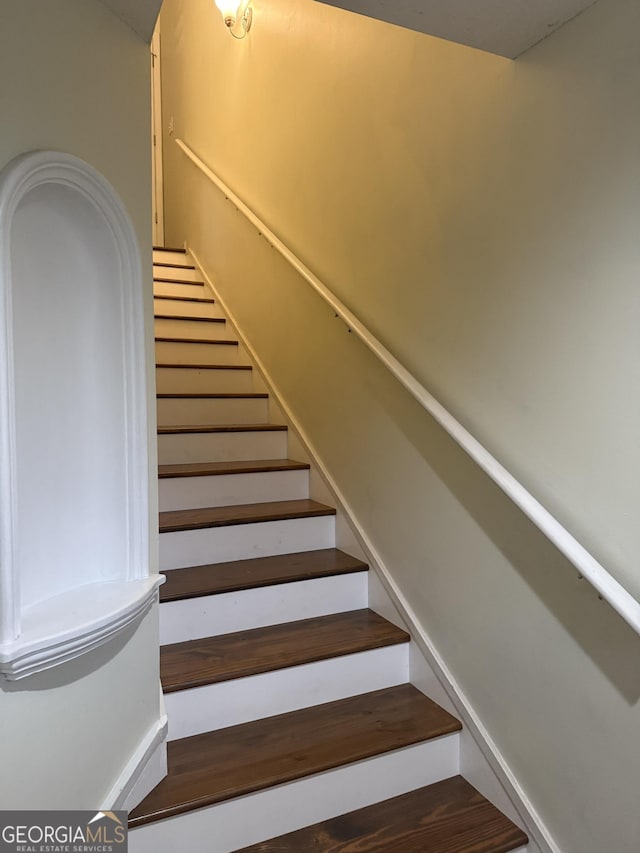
[0,0,160,807]
[159,0,640,850]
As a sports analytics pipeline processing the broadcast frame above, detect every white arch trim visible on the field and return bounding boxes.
[0,150,162,680]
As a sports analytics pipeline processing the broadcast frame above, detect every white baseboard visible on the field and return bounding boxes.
[105,713,168,812]
[190,246,558,853]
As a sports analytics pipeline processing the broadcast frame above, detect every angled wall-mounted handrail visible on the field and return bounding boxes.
[176,136,640,636]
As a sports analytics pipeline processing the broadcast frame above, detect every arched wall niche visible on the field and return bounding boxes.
[0,150,162,680]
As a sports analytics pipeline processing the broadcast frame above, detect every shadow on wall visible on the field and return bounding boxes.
[373,365,640,705]
[162,137,640,711]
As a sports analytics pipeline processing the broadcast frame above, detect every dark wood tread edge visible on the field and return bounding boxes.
[154,294,215,303]
[155,336,238,345]
[159,499,336,534]
[128,685,461,827]
[156,363,251,370]
[154,314,225,323]
[160,610,410,692]
[237,776,529,853]
[158,459,310,478]
[157,392,267,399]
[157,423,287,434]
[154,277,205,285]
[159,549,368,602]
[154,263,196,270]
[154,246,186,253]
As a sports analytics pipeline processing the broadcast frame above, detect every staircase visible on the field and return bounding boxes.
[128,247,529,852]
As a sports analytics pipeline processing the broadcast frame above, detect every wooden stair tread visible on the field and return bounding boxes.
[160,609,409,692]
[154,262,196,270]
[154,276,205,285]
[159,548,368,602]
[156,362,251,370]
[157,392,267,399]
[158,458,310,478]
[128,684,461,827]
[154,245,186,253]
[154,313,225,323]
[155,336,238,345]
[153,294,215,304]
[157,423,287,435]
[159,499,336,534]
[238,776,528,853]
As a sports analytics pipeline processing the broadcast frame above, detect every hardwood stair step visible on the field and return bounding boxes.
[158,423,287,435]
[160,609,407,692]
[158,458,310,479]
[154,276,205,285]
[238,775,528,853]
[155,336,238,346]
[159,548,368,602]
[159,499,336,534]
[154,262,196,270]
[157,392,268,400]
[128,684,461,828]
[154,313,225,323]
[156,363,251,371]
[154,294,214,303]
[154,245,186,253]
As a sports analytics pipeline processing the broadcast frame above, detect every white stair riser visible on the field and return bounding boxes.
[154,282,207,300]
[159,572,368,644]
[129,734,460,853]
[159,516,335,569]
[154,317,233,340]
[157,396,269,426]
[157,430,288,465]
[159,469,309,512]
[165,644,409,740]
[156,366,254,395]
[153,298,222,320]
[152,250,190,265]
[154,264,201,282]
[155,341,240,365]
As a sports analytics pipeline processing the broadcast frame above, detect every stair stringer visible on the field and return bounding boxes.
[190,244,554,853]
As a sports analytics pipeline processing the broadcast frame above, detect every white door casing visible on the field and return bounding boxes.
[151,27,165,246]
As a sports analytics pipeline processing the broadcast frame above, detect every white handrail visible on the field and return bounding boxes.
[176,136,640,636]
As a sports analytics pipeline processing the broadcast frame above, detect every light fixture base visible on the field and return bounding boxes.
[215,0,252,38]
[224,4,252,39]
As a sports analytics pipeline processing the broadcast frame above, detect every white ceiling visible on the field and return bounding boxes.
[99,0,163,42]
[314,0,600,58]
[98,0,600,55]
